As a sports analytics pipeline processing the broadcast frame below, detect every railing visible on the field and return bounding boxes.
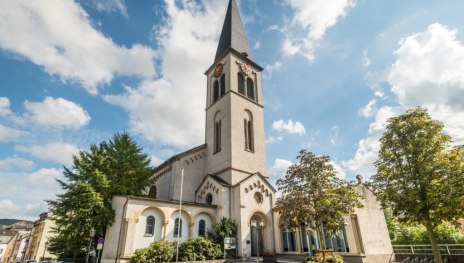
[393,244,464,255]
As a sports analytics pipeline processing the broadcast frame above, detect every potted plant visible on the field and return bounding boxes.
[263,250,276,263]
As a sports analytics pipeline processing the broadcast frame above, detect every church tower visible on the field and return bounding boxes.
[204,0,266,185]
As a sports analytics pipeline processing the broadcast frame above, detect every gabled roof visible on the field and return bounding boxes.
[214,0,253,61]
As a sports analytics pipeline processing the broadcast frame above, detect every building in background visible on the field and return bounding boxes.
[23,212,56,262]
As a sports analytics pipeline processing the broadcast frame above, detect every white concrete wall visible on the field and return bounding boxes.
[101,196,218,263]
[193,213,213,238]
[353,184,393,262]
[170,149,206,202]
[134,208,164,249]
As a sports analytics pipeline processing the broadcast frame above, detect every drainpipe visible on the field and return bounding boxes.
[115,196,129,263]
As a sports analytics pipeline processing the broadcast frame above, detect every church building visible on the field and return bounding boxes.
[101,1,392,262]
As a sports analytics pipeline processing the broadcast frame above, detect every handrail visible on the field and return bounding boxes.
[392,244,464,255]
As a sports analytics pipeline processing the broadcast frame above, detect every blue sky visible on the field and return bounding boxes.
[1,0,464,220]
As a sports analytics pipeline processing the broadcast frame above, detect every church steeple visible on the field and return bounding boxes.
[215,0,253,61]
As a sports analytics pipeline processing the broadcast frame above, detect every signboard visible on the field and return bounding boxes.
[97,243,103,250]
[224,237,237,250]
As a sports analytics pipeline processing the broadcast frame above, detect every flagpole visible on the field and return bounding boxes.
[176,169,184,262]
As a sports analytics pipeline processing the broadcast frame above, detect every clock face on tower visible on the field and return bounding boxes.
[213,63,223,78]
[239,62,251,76]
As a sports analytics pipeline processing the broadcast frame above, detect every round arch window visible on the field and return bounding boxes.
[254,192,263,203]
[206,193,213,205]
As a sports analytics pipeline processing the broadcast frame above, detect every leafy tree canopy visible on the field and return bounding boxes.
[371,107,464,263]
[274,150,363,251]
[47,132,154,258]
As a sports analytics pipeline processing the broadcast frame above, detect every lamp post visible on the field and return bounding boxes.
[86,228,96,263]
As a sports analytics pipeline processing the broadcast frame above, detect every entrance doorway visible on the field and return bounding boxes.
[250,215,264,257]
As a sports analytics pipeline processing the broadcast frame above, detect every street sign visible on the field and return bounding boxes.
[98,237,105,244]
[97,243,103,250]
[224,237,237,250]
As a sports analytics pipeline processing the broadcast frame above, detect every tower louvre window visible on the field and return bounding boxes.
[247,78,255,100]
[213,80,220,102]
[213,74,226,103]
[238,73,245,95]
[220,74,226,96]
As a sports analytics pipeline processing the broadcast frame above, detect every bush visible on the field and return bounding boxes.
[308,254,344,263]
[130,240,175,263]
[178,237,222,261]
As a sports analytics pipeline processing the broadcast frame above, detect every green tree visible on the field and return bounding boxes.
[274,150,363,258]
[47,132,154,258]
[209,217,237,258]
[371,107,464,263]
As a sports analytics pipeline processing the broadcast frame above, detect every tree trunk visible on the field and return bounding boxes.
[425,222,442,263]
[316,224,326,260]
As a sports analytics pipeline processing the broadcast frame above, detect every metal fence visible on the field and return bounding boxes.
[393,244,464,255]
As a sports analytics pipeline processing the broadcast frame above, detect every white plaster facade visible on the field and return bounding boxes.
[101,1,393,263]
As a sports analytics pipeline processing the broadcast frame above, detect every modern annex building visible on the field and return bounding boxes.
[101,1,392,262]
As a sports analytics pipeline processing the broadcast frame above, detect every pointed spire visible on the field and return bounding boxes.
[215,0,253,61]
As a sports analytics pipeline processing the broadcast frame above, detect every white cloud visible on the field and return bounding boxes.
[266,136,283,144]
[88,0,128,17]
[0,124,27,142]
[23,97,90,129]
[268,158,293,181]
[329,125,340,146]
[345,23,464,177]
[331,160,346,179]
[0,168,62,220]
[343,106,401,177]
[388,23,464,109]
[0,97,12,116]
[104,0,225,147]
[272,119,306,136]
[0,155,34,171]
[15,142,80,166]
[358,99,377,118]
[0,0,155,94]
[150,155,164,167]
[362,50,371,67]
[282,0,356,61]
[282,38,300,57]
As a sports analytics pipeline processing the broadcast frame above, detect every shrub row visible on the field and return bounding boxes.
[130,238,222,263]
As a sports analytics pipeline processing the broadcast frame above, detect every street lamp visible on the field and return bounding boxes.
[86,228,96,263]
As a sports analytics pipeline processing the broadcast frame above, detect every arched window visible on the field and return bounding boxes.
[237,73,245,95]
[214,112,222,153]
[244,110,254,151]
[213,80,220,102]
[215,120,221,153]
[220,74,226,96]
[148,186,157,199]
[198,219,206,237]
[145,216,155,236]
[247,78,254,100]
[206,193,213,205]
[174,218,183,237]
